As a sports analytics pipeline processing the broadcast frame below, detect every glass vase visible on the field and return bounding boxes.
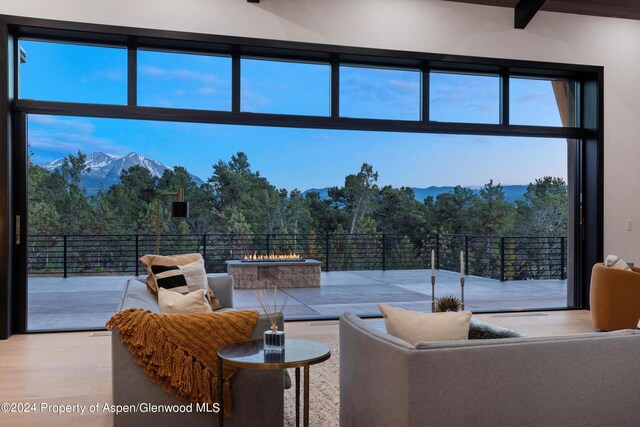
[264,328,285,353]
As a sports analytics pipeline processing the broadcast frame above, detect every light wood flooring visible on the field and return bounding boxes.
[0,310,595,427]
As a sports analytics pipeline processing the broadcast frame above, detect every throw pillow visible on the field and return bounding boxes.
[151,259,207,293]
[139,253,204,294]
[158,288,212,314]
[605,254,631,271]
[468,318,524,339]
[139,253,222,310]
[378,304,472,345]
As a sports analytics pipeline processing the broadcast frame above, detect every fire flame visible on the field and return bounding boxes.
[243,252,303,261]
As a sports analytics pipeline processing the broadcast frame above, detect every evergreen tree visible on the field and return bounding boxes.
[374,186,431,235]
[328,163,379,234]
[52,151,93,234]
[469,180,515,236]
[514,177,568,278]
[431,186,477,235]
[515,176,567,236]
[209,152,280,234]
[306,191,347,233]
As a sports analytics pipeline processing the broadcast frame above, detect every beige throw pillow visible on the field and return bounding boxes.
[139,253,222,310]
[152,259,208,295]
[158,288,212,314]
[379,304,472,345]
[605,254,631,271]
[139,253,204,294]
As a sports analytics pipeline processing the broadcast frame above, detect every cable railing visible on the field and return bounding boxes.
[27,232,567,281]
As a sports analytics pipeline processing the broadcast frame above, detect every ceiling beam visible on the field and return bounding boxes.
[514,0,546,29]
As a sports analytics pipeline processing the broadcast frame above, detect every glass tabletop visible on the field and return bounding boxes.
[218,338,331,369]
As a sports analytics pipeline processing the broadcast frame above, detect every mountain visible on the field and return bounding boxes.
[304,185,529,203]
[40,152,205,194]
[303,188,331,200]
[412,185,528,203]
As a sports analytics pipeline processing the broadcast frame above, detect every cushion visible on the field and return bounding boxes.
[158,288,212,314]
[468,318,524,339]
[139,253,221,310]
[139,253,204,293]
[378,304,472,345]
[152,259,208,294]
[605,254,631,270]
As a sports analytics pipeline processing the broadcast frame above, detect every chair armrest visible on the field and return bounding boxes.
[207,274,233,308]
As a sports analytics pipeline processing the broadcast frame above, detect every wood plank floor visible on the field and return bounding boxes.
[0,310,596,427]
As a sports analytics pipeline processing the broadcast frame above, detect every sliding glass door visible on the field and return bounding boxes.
[3,18,601,333]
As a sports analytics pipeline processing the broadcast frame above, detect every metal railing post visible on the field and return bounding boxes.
[500,237,505,282]
[435,233,441,270]
[325,232,330,272]
[464,235,469,276]
[63,235,68,278]
[135,234,139,276]
[381,233,386,271]
[202,234,208,268]
[560,236,566,280]
[266,233,271,255]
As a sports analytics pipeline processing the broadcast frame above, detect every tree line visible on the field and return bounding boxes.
[29,150,567,240]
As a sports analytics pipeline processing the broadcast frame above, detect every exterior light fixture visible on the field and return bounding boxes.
[155,188,189,255]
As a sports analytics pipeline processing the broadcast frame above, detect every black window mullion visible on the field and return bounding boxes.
[330,59,339,118]
[500,69,509,125]
[11,98,587,139]
[232,54,240,112]
[577,79,583,129]
[13,36,20,100]
[127,41,137,106]
[421,63,429,122]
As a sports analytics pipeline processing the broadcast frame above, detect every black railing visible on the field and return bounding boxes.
[27,233,567,281]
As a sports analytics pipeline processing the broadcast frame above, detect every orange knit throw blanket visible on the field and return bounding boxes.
[107,308,259,417]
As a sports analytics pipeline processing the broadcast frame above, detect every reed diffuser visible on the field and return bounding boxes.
[255,286,289,352]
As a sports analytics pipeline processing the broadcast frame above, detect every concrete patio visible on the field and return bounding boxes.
[27,269,568,331]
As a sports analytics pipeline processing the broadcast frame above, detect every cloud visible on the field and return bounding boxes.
[140,65,227,86]
[138,65,230,108]
[388,79,420,93]
[340,73,421,117]
[27,115,130,161]
[512,91,556,104]
[79,68,126,84]
[198,87,217,96]
[429,80,499,119]
[142,65,164,77]
[238,80,271,111]
[29,115,96,133]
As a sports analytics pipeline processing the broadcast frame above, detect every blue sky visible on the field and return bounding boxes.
[21,39,569,191]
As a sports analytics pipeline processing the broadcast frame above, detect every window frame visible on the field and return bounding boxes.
[0,13,603,337]
[240,55,332,116]
[338,62,422,121]
[136,47,233,111]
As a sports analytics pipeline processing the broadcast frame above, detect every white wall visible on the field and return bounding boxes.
[2,0,640,261]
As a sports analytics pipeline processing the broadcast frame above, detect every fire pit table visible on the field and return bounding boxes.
[225,258,321,289]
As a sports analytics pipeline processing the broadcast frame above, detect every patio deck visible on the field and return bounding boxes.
[27,269,568,331]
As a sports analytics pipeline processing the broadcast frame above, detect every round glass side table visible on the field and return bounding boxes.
[217,338,331,427]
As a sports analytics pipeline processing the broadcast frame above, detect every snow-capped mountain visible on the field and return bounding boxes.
[40,152,204,194]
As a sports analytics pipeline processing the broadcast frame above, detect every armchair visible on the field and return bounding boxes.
[590,262,640,331]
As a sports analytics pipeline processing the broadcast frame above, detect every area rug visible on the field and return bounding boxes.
[284,343,340,427]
